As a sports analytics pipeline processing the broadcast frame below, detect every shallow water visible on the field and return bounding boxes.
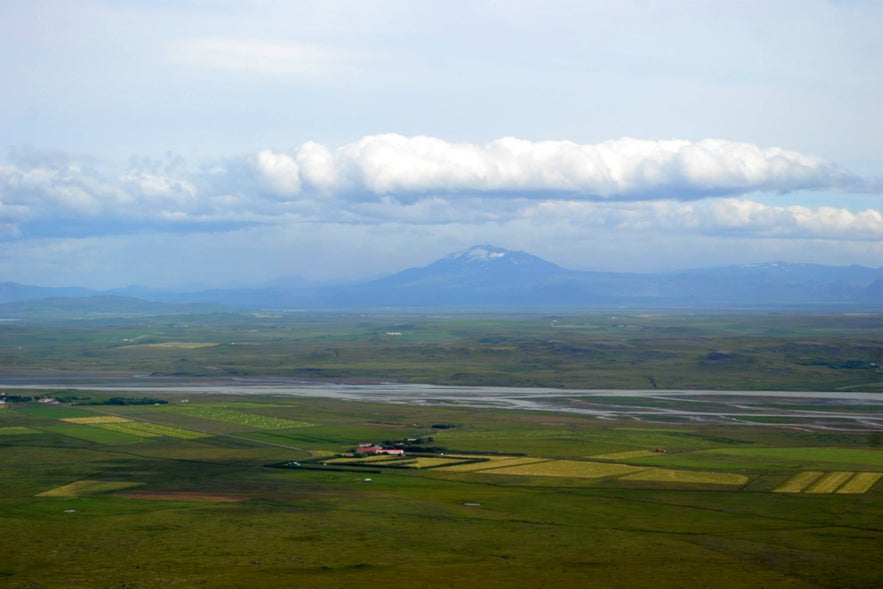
[3,374,882,430]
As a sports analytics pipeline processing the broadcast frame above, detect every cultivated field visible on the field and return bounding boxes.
[2,311,883,587]
[0,426,40,435]
[776,470,883,495]
[434,456,549,472]
[62,415,212,439]
[806,471,856,493]
[161,405,315,429]
[837,472,883,494]
[773,471,824,493]
[477,459,644,479]
[3,389,883,588]
[37,479,143,498]
[621,468,748,486]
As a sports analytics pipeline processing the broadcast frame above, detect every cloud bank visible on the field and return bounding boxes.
[0,135,877,243]
[273,135,861,200]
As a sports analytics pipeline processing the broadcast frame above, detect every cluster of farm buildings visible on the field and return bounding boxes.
[343,442,405,456]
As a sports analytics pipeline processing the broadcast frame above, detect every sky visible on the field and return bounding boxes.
[1,0,882,289]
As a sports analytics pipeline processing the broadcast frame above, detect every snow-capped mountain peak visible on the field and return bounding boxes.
[450,245,511,264]
[468,247,506,262]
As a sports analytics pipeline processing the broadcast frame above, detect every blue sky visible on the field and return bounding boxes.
[1,0,881,289]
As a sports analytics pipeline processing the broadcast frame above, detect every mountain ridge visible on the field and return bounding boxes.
[2,245,882,311]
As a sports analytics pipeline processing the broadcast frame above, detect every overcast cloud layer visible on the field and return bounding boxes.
[1,1,882,288]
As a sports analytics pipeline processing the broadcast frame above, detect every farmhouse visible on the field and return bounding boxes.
[354,444,404,456]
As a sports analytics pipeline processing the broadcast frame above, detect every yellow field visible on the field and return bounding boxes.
[806,471,855,494]
[438,456,549,472]
[589,450,656,460]
[62,416,131,424]
[410,457,472,469]
[773,471,824,493]
[774,471,882,495]
[0,426,41,435]
[60,415,209,439]
[622,469,748,486]
[487,460,646,479]
[836,472,883,494]
[37,480,143,498]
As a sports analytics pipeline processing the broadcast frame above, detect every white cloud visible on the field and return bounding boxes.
[0,136,877,244]
[295,141,339,194]
[121,171,197,204]
[520,198,883,241]
[280,134,861,200]
[0,158,208,226]
[252,150,301,197]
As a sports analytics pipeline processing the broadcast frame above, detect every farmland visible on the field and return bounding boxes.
[2,388,883,588]
[160,405,315,430]
[37,479,143,498]
[1,311,882,587]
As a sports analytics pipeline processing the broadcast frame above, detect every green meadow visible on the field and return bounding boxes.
[1,312,882,586]
[1,312,882,390]
[2,391,883,588]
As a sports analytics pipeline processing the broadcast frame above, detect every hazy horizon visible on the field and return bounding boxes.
[6,244,883,294]
[2,1,882,289]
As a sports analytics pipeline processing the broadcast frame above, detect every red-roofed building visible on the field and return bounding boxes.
[354,445,404,455]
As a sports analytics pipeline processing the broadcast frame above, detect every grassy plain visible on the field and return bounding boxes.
[1,312,882,587]
[2,391,883,588]
[1,312,882,390]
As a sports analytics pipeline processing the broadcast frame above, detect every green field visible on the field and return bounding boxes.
[37,479,144,498]
[624,446,883,471]
[159,405,315,430]
[1,311,882,390]
[2,312,883,587]
[2,391,883,588]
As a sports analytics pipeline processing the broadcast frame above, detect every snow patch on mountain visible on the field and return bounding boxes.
[446,244,548,266]
[457,245,508,263]
[472,249,505,261]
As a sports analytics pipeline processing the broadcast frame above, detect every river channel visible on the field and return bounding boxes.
[2,375,882,431]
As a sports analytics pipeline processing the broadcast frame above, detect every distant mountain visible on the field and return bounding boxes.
[380,245,572,286]
[105,284,291,307]
[290,247,883,309]
[332,245,604,307]
[0,282,96,304]
[0,295,231,320]
[652,262,883,307]
[3,247,883,312]
[863,279,883,301]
